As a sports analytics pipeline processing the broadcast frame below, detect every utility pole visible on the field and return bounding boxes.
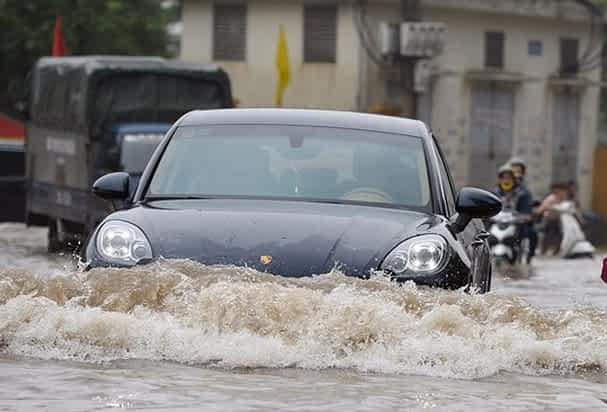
[400,0,421,118]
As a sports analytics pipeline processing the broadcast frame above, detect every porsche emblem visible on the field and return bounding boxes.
[260,255,273,265]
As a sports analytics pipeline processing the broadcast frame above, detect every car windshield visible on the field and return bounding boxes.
[146,124,431,208]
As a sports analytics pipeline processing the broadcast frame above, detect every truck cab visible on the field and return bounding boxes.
[23,56,234,252]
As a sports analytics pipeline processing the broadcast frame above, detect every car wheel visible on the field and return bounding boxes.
[486,262,492,292]
[471,267,490,293]
[469,247,491,293]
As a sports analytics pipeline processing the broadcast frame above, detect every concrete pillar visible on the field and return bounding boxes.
[431,73,467,187]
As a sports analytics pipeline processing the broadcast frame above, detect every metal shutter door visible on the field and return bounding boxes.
[552,90,579,184]
[469,84,515,189]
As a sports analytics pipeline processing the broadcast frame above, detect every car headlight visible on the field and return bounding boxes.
[96,220,153,265]
[380,235,450,277]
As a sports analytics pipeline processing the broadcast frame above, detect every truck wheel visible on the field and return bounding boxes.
[47,221,63,254]
[78,228,93,261]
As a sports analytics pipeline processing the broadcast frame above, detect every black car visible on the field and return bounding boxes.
[86,109,501,292]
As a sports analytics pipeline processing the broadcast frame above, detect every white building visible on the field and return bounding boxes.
[180,0,603,209]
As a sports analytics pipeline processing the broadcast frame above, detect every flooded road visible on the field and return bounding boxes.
[1,223,606,411]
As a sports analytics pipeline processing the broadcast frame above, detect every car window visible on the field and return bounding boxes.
[147,124,432,209]
[432,136,457,216]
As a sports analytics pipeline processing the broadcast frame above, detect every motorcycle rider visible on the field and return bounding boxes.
[509,157,538,264]
[493,164,532,212]
[492,164,534,263]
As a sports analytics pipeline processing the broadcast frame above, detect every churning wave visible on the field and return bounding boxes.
[0,260,606,379]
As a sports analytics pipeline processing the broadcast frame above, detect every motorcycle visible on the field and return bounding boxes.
[487,210,529,275]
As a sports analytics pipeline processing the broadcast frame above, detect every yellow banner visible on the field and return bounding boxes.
[275,25,291,107]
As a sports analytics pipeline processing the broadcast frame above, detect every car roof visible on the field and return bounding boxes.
[178,109,429,138]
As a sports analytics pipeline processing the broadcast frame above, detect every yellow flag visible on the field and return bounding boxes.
[275,25,291,107]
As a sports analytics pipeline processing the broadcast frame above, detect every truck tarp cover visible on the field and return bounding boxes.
[30,57,231,130]
[93,73,224,129]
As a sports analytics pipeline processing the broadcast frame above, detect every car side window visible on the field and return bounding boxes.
[432,136,457,216]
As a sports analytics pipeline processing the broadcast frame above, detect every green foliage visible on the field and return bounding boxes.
[0,0,179,115]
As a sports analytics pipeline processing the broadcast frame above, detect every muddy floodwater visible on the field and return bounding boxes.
[0,223,606,411]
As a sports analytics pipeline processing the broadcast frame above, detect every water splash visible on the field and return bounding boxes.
[0,260,606,379]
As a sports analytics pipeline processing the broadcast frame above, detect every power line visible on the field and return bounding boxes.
[568,0,605,72]
[353,0,605,73]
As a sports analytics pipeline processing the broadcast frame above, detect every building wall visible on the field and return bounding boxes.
[182,0,360,110]
[362,2,600,207]
[180,0,602,209]
[421,7,601,207]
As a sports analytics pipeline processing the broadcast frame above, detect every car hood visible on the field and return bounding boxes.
[107,199,442,277]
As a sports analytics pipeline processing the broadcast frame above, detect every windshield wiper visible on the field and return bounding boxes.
[143,194,214,202]
[303,198,347,205]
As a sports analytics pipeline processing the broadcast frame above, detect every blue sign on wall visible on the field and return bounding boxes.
[528,40,543,56]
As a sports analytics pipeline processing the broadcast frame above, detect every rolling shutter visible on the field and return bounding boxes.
[552,90,579,184]
[469,83,515,189]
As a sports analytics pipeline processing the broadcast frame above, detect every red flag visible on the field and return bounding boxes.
[52,16,68,56]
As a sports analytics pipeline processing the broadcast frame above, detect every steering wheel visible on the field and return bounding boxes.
[340,187,394,203]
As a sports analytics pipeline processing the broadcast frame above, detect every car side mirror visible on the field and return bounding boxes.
[92,172,130,201]
[451,187,502,233]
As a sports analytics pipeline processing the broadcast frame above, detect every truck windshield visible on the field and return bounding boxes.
[120,134,164,174]
[93,74,226,130]
[147,124,431,209]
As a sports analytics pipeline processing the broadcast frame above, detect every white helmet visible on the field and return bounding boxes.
[509,157,527,172]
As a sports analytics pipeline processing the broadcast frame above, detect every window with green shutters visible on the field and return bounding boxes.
[213,5,247,61]
[303,5,337,63]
